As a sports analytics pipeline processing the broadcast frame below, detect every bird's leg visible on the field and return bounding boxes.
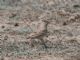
[39,38,48,49]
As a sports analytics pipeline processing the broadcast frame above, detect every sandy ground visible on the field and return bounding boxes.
[0,0,80,60]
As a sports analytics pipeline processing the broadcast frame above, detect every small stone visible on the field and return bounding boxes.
[1,26,5,28]
[63,22,67,26]
[73,4,80,8]
[14,23,19,27]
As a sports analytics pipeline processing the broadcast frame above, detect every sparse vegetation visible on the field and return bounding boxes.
[0,0,80,60]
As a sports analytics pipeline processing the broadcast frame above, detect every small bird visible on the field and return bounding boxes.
[26,20,49,48]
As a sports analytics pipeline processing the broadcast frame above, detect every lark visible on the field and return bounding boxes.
[26,20,49,48]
